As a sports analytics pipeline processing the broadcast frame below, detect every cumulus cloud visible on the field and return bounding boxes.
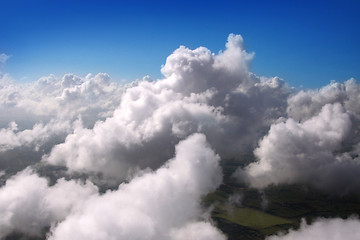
[287,79,360,121]
[1,33,360,238]
[0,72,126,174]
[234,79,360,194]
[0,34,290,181]
[0,73,123,127]
[0,72,125,129]
[0,119,72,152]
[0,168,97,238]
[43,34,289,180]
[0,134,224,239]
[47,134,224,240]
[267,217,360,240]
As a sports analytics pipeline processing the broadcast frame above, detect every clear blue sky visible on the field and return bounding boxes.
[1,0,359,88]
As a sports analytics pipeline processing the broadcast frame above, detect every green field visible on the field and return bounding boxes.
[5,157,360,240]
[214,207,293,229]
[201,159,360,239]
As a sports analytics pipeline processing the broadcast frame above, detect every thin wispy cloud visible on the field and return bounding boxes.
[0,53,10,66]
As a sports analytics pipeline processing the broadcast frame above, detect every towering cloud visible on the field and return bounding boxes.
[43,34,289,180]
[1,34,360,239]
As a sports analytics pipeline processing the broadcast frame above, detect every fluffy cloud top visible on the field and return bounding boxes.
[1,33,360,239]
[287,79,360,121]
[0,72,124,130]
[0,72,126,175]
[267,217,360,240]
[0,134,225,240]
[234,79,360,194]
[0,168,97,238]
[0,119,72,152]
[48,134,224,240]
[43,34,289,180]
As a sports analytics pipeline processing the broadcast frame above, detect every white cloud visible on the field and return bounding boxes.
[234,103,358,192]
[170,222,226,240]
[48,134,224,240]
[287,79,360,121]
[0,119,72,152]
[0,168,97,238]
[0,35,290,181]
[0,72,125,130]
[1,33,360,238]
[0,72,126,174]
[0,134,224,239]
[43,34,290,180]
[234,80,360,194]
[267,217,360,240]
[0,53,10,66]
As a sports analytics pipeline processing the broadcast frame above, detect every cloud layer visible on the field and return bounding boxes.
[0,168,97,238]
[48,134,224,240]
[0,72,124,129]
[0,134,225,240]
[1,35,360,239]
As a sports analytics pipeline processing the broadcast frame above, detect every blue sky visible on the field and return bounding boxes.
[1,0,359,88]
